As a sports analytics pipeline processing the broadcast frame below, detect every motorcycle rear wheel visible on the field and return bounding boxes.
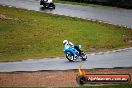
[81,55,87,61]
[43,4,46,8]
[81,51,87,61]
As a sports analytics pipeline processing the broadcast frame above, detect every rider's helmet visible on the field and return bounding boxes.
[63,40,68,45]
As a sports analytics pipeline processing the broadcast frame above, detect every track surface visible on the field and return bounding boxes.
[0,48,132,72]
[0,0,132,72]
[0,0,132,28]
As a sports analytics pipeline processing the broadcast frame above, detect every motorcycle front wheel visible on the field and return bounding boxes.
[49,3,55,9]
[66,52,74,62]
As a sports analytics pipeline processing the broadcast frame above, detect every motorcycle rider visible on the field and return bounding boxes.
[43,0,52,3]
[63,40,82,56]
[47,0,52,3]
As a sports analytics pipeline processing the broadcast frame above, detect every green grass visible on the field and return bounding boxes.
[0,5,132,62]
[0,84,131,88]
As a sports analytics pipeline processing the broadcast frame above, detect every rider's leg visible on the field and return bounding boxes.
[74,46,81,55]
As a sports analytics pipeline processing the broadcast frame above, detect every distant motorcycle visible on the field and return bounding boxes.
[40,0,55,9]
[64,45,87,62]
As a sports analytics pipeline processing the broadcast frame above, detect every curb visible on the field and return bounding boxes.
[87,47,132,56]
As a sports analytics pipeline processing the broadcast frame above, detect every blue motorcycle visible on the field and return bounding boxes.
[64,45,87,62]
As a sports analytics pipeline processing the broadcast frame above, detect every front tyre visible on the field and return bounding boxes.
[66,52,74,62]
[52,4,55,9]
[49,3,55,9]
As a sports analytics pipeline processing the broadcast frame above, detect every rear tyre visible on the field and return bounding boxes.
[81,51,87,61]
[82,55,87,61]
[66,52,74,62]
[43,4,47,8]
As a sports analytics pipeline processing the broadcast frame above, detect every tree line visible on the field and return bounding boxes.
[64,0,132,8]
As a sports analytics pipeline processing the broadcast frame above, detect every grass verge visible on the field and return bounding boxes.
[70,84,132,88]
[0,84,132,88]
[0,5,132,62]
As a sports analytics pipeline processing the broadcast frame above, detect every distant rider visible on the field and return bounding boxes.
[47,0,52,3]
[43,0,52,3]
[63,40,82,56]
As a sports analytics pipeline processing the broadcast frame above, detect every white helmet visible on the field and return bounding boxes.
[63,40,68,44]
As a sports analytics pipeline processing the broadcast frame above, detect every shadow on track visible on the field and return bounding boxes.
[40,6,55,11]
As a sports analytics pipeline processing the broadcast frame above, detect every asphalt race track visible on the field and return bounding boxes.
[0,47,132,72]
[0,0,132,72]
[0,0,132,28]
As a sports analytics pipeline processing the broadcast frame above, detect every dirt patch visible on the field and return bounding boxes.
[0,14,18,20]
[0,70,78,87]
[0,68,132,87]
[0,14,13,20]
